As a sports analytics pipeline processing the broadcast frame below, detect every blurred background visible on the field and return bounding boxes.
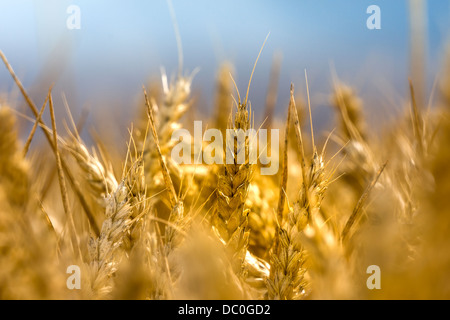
[0,0,449,135]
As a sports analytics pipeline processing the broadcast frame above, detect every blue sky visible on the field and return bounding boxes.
[0,1,449,130]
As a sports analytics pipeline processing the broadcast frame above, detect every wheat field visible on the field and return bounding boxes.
[1,29,450,299]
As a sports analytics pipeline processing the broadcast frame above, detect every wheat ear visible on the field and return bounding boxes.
[66,136,118,204]
[331,83,366,141]
[0,106,30,208]
[266,87,307,300]
[215,98,253,275]
[87,181,131,298]
[144,87,187,252]
[214,35,269,276]
[214,62,234,135]
[143,71,194,185]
